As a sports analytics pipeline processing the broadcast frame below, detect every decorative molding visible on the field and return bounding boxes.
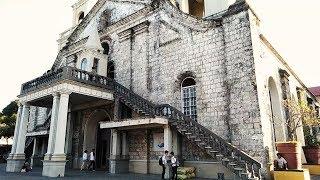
[19,82,114,103]
[118,29,133,42]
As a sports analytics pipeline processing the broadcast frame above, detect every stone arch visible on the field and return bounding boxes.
[175,71,197,91]
[83,109,111,152]
[268,77,286,142]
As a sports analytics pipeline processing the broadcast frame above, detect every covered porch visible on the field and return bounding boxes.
[6,66,114,177]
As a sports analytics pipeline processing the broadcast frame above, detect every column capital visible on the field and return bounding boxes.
[58,89,72,96]
[21,101,30,108]
[52,92,60,98]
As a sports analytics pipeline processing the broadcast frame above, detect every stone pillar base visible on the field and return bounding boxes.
[31,155,43,167]
[110,157,129,174]
[42,160,67,177]
[6,154,25,172]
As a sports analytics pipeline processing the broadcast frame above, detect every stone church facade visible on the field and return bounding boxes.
[6,0,320,179]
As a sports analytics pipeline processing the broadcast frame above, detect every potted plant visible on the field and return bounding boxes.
[303,126,320,164]
[275,99,319,169]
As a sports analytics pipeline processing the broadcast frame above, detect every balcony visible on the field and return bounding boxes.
[20,67,114,108]
[21,66,114,95]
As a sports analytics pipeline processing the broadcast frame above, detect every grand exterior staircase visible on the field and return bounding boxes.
[21,66,262,179]
[114,81,262,180]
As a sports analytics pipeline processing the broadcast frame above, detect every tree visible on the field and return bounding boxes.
[0,101,18,144]
[282,99,320,141]
[2,101,18,117]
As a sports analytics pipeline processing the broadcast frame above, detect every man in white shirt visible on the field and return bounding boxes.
[170,152,178,180]
[87,149,96,171]
[161,150,168,179]
[274,153,288,170]
[80,150,88,171]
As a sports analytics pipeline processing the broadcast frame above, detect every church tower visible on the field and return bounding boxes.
[173,0,236,18]
[71,0,98,26]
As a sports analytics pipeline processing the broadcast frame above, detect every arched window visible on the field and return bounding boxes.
[181,77,197,121]
[102,42,110,55]
[188,0,204,17]
[107,61,115,79]
[78,12,85,23]
[80,58,88,71]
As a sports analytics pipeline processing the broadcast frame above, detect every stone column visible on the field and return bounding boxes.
[9,102,22,156]
[121,132,128,157]
[44,92,60,160]
[110,129,128,173]
[31,137,38,167]
[163,125,172,179]
[42,91,70,177]
[6,102,30,172]
[163,125,172,152]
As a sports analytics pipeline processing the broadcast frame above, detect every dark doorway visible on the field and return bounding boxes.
[96,126,111,171]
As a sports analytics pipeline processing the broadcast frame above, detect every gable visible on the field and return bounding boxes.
[68,0,150,43]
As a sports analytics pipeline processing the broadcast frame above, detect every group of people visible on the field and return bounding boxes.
[80,149,96,171]
[160,150,179,180]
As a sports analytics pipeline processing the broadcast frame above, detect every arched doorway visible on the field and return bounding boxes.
[83,109,111,170]
[268,77,286,143]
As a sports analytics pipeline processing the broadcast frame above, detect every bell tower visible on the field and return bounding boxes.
[72,0,98,26]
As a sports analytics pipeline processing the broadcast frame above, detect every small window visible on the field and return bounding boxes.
[78,12,85,23]
[102,42,110,55]
[92,58,99,73]
[80,58,88,71]
[181,77,197,121]
[107,61,115,79]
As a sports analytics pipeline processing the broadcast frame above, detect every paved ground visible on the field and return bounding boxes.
[1,163,320,180]
[0,164,163,180]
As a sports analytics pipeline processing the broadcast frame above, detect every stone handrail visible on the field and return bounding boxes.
[155,104,262,178]
[21,66,114,94]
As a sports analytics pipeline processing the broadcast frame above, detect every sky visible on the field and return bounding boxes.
[0,0,319,110]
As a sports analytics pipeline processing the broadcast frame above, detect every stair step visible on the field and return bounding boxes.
[222,158,230,162]
[228,163,237,167]
[234,167,243,171]
[209,150,218,153]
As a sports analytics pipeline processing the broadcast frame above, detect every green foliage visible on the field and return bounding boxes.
[0,101,18,139]
[2,101,18,117]
[304,126,320,147]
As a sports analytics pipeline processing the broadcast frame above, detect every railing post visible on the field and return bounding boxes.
[62,66,70,80]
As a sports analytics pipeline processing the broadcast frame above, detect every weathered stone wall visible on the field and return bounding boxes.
[108,2,263,162]
[128,128,163,160]
[222,10,264,162]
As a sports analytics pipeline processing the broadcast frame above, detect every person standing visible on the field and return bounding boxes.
[80,150,88,171]
[160,150,168,179]
[88,149,96,171]
[170,152,178,180]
